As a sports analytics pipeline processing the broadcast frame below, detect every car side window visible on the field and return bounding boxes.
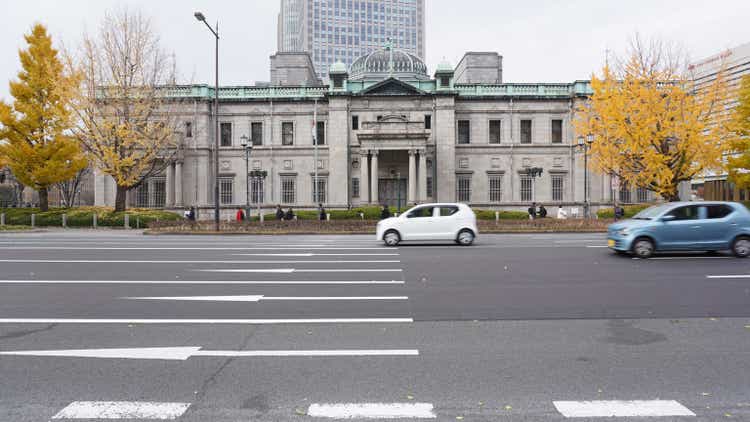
[439,206,459,217]
[707,205,733,219]
[666,205,700,221]
[407,207,435,218]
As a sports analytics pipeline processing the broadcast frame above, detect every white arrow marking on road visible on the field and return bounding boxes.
[0,280,405,285]
[0,347,419,360]
[123,295,409,302]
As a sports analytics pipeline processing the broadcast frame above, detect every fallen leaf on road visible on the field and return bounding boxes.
[597,389,603,394]
[744,325,750,329]
[455,416,464,420]
[478,401,484,406]
[294,408,306,416]
[725,413,732,417]
[709,317,718,321]
[504,405,512,410]
[406,395,414,400]
[701,392,711,396]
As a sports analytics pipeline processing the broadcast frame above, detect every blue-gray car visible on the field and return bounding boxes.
[607,202,750,258]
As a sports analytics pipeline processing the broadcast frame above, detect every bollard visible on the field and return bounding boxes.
[260,213,264,223]
[495,211,499,223]
[359,212,364,220]
[93,213,97,229]
[0,213,4,226]
[124,214,130,229]
[294,215,298,221]
[326,213,331,221]
[31,213,36,228]
[62,214,67,228]
[136,217,140,229]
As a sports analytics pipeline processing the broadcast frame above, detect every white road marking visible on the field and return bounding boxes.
[124,295,409,302]
[0,259,400,264]
[307,403,436,419]
[552,400,696,418]
[585,245,609,248]
[706,274,750,279]
[0,318,413,324]
[195,269,403,273]
[0,346,419,361]
[0,279,405,285]
[232,253,399,256]
[636,256,732,260]
[0,246,392,250]
[52,401,191,419]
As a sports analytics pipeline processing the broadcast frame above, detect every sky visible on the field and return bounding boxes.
[1,0,749,100]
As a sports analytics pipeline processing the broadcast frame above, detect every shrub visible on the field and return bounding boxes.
[596,204,651,219]
[474,209,529,220]
[0,206,181,227]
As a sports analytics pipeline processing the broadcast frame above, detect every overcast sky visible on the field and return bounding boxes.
[2,0,749,100]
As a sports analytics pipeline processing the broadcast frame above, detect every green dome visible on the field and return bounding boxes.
[329,61,347,74]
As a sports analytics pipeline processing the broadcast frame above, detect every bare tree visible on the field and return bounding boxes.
[71,9,182,211]
[54,166,90,208]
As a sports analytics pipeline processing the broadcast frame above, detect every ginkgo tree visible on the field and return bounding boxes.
[0,24,87,211]
[575,37,734,201]
[71,9,181,212]
[727,75,750,188]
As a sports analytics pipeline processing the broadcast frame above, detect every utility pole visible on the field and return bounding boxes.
[313,98,318,207]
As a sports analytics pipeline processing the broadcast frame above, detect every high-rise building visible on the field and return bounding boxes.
[278,0,426,80]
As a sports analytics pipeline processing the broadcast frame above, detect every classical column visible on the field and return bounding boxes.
[370,150,379,205]
[360,151,370,204]
[174,161,183,207]
[418,150,427,202]
[165,163,175,207]
[408,149,416,204]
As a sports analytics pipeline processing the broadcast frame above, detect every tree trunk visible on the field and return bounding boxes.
[38,187,49,212]
[114,185,128,212]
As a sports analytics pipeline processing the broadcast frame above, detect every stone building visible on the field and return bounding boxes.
[94,46,635,219]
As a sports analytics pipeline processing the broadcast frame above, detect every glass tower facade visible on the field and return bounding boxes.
[278,0,425,80]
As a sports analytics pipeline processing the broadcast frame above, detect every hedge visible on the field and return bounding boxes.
[248,206,529,221]
[0,207,181,227]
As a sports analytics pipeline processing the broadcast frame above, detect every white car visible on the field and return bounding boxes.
[376,203,478,246]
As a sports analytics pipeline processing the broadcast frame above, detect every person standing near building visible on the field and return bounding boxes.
[381,204,391,219]
[538,204,548,218]
[275,204,284,220]
[318,203,326,221]
[528,202,537,220]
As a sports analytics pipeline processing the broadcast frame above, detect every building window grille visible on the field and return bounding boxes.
[488,174,503,202]
[520,176,533,201]
[151,178,166,208]
[251,122,263,146]
[250,177,264,204]
[457,120,470,144]
[551,119,563,143]
[352,115,359,130]
[315,121,326,145]
[552,175,564,201]
[520,120,532,144]
[133,183,149,208]
[130,177,166,208]
[352,177,360,198]
[312,176,328,203]
[489,120,502,144]
[282,122,294,146]
[426,176,433,198]
[456,174,472,202]
[619,184,632,204]
[636,187,650,203]
[281,176,296,204]
[219,177,234,205]
[220,122,232,147]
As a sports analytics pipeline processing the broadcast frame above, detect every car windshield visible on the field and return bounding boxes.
[632,204,671,220]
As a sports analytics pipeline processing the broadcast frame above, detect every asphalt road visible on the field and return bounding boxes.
[0,231,749,421]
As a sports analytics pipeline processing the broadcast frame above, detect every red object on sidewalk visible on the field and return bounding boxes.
[236,209,245,221]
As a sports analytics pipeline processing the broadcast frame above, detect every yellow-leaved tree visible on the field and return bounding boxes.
[575,37,733,201]
[727,75,750,188]
[71,9,180,212]
[0,24,87,211]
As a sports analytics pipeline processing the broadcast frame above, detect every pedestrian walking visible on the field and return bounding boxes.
[528,202,537,220]
[318,203,326,221]
[275,204,284,220]
[381,204,391,219]
[538,204,548,218]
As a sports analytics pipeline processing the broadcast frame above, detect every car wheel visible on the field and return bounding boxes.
[383,230,400,247]
[732,236,750,258]
[456,229,475,246]
[632,237,655,259]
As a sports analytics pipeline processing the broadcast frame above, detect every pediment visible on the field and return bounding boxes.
[360,78,426,96]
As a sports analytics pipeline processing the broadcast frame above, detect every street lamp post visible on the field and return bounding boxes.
[194,11,220,231]
[577,134,595,218]
[240,135,253,221]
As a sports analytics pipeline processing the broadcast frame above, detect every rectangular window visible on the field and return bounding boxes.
[352,177,360,198]
[282,122,294,146]
[489,120,502,144]
[552,175,564,201]
[281,176,296,204]
[488,174,503,202]
[352,115,359,130]
[520,120,532,144]
[312,176,327,203]
[185,121,192,138]
[636,187,649,203]
[424,114,431,130]
[619,184,632,204]
[220,122,232,147]
[551,120,563,144]
[457,120,470,144]
[315,121,326,145]
[520,176,533,201]
[250,177,264,204]
[456,174,472,202]
[219,177,234,205]
[251,122,263,146]
[426,176,433,198]
[151,178,166,208]
[134,183,149,208]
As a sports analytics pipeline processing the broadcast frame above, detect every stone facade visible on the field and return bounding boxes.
[95,47,643,219]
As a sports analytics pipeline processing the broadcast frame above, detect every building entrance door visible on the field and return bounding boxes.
[378,178,407,208]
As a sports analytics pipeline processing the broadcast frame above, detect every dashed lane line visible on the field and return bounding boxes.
[0,279,405,285]
[123,295,409,302]
[307,403,436,419]
[0,259,400,264]
[0,318,414,324]
[51,401,191,420]
[553,400,695,418]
